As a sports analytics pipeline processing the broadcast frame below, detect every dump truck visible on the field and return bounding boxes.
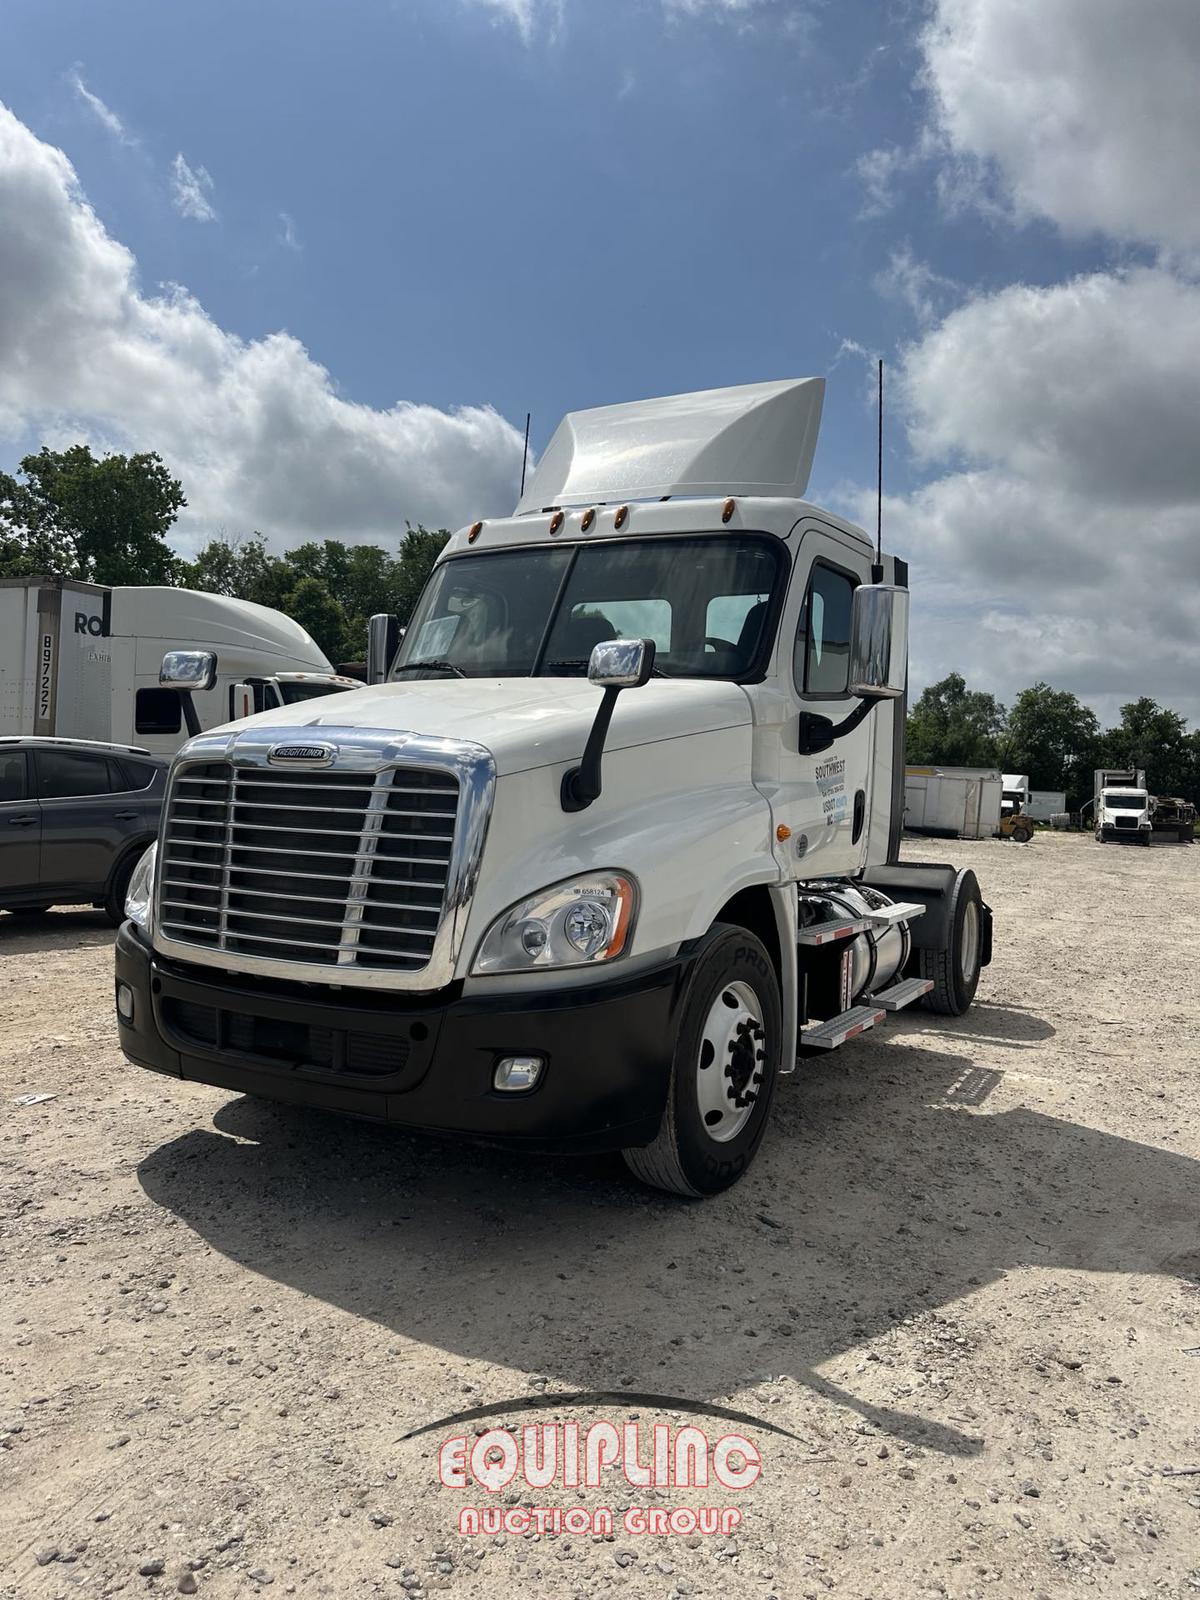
[115,378,993,1196]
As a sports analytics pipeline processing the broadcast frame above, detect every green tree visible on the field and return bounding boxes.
[1101,698,1197,802]
[282,574,349,663]
[1002,682,1101,809]
[0,446,184,584]
[907,672,1006,768]
[393,524,450,623]
[180,533,292,609]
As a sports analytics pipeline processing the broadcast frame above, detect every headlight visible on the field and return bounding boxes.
[125,842,157,932]
[472,873,637,975]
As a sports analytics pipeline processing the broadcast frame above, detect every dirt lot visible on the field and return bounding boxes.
[2,831,1199,1600]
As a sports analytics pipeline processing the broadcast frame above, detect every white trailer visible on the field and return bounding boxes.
[1000,774,1029,816]
[117,378,994,1198]
[904,766,1002,840]
[1093,767,1151,844]
[0,577,358,758]
[1025,789,1066,823]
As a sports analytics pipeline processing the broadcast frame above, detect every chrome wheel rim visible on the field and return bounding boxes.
[961,900,980,982]
[695,980,766,1143]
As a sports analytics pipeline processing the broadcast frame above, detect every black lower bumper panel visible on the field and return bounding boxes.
[115,924,689,1152]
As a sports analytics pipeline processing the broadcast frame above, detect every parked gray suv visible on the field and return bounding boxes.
[0,737,166,925]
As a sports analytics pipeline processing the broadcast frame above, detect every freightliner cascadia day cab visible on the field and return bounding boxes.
[115,380,993,1197]
[0,577,359,758]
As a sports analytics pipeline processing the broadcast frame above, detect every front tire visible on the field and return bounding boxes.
[622,925,781,1198]
[103,855,139,927]
[919,869,984,1016]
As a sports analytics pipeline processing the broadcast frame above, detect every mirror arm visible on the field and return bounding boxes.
[797,695,883,757]
[178,690,201,739]
[561,687,622,813]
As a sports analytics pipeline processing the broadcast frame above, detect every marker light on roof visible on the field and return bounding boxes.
[468,521,483,543]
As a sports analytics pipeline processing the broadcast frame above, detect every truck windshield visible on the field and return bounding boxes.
[390,536,784,681]
[1106,790,1147,805]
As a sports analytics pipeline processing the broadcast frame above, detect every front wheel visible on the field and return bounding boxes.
[919,869,984,1016]
[1011,823,1033,844]
[622,925,781,1197]
[103,855,139,927]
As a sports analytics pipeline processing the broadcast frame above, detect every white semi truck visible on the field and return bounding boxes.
[0,577,358,758]
[1093,767,1151,843]
[115,379,993,1197]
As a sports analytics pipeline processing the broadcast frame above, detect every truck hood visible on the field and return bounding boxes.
[220,676,752,777]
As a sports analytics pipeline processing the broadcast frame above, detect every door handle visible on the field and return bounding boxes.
[7,815,37,827]
[114,811,139,821]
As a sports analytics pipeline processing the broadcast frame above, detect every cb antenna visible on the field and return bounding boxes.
[519,412,531,499]
[874,358,884,582]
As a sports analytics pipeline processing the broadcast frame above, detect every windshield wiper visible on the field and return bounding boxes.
[543,658,672,678]
[392,660,466,679]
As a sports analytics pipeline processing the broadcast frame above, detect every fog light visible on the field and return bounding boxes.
[494,1055,544,1092]
[116,982,135,1023]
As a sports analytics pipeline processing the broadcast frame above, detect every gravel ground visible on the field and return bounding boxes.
[2,830,1199,1600]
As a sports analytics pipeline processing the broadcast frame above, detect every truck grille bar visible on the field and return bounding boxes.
[158,761,461,974]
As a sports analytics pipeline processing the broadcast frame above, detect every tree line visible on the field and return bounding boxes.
[0,444,448,663]
[4,444,1196,806]
[908,673,1200,811]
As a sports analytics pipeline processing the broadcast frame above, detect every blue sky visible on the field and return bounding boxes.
[1,0,1198,718]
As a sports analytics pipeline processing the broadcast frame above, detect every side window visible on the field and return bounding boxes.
[116,758,159,791]
[35,750,117,800]
[136,687,182,736]
[0,751,26,803]
[793,562,856,696]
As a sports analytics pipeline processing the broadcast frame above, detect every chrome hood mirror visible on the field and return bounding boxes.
[160,649,217,692]
[587,637,656,690]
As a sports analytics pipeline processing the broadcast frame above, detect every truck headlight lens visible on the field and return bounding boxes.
[473,873,637,975]
[125,842,157,933]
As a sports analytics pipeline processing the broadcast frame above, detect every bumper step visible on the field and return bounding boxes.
[865,900,926,927]
[867,976,934,1011]
[796,917,870,946]
[800,1004,886,1051]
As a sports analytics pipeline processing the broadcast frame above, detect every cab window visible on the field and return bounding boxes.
[794,562,856,696]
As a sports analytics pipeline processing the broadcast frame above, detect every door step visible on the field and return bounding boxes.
[865,900,926,927]
[866,976,934,1011]
[800,1004,886,1051]
[796,916,870,947]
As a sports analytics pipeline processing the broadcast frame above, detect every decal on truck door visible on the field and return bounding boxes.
[816,755,847,827]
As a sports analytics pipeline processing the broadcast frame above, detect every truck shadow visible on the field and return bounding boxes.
[136,1041,1198,1461]
[0,908,114,950]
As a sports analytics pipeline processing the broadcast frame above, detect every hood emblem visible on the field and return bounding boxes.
[268,742,335,766]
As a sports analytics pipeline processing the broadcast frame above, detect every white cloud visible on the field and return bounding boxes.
[170,153,216,222]
[462,0,563,43]
[873,247,958,327]
[922,0,1200,249]
[889,268,1200,717]
[0,101,524,547]
[279,211,300,251]
[68,70,133,146]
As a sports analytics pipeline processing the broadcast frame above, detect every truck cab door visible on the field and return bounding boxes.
[0,750,40,896]
[767,522,876,880]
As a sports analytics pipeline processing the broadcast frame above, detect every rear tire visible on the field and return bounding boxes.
[103,855,138,927]
[622,925,781,1198]
[919,870,984,1016]
[1011,823,1033,843]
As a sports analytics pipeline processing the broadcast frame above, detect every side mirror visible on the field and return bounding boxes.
[848,584,909,700]
[160,649,217,692]
[367,613,400,685]
[229,681,256,720]
[562,638,657,813]
[587,637,656,690]
[161,650,217,740]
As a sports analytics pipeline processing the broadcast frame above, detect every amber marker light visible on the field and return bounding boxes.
[614,505,629,530]
[581,508,596,532]
[776,824,792,842]
[467,521,483,543]
[604,876,636,959]
[722,497,736,523]
[549,510,565,534]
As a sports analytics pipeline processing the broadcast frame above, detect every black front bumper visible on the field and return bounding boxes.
[115,924,691,1152]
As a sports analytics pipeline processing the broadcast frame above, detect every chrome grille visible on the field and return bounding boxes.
[158,760,461,973]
